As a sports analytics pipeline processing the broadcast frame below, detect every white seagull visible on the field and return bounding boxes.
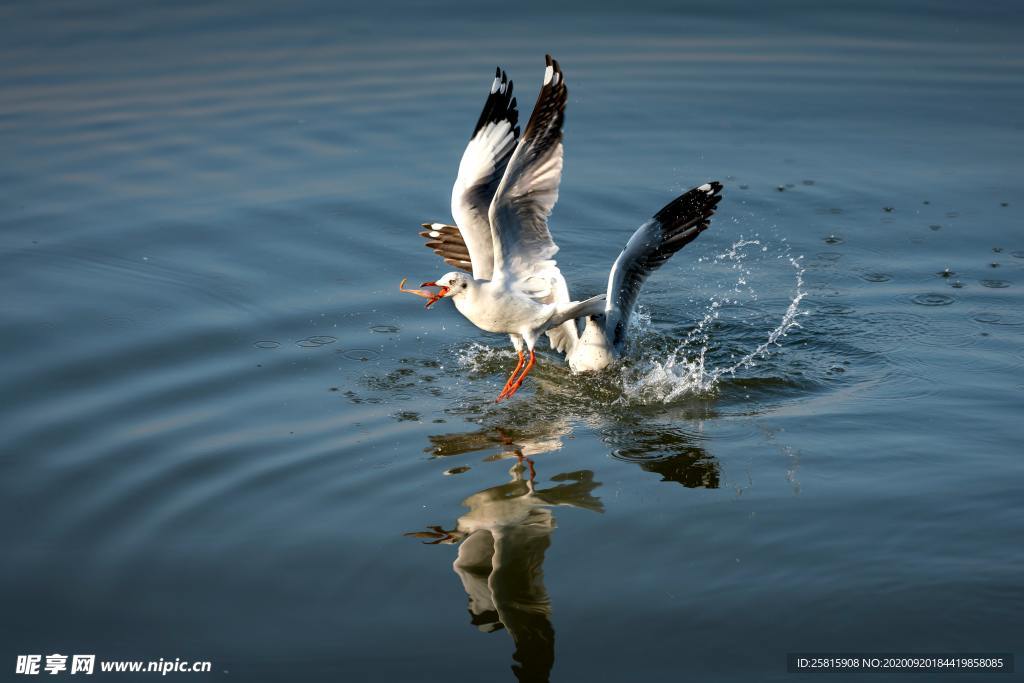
[402,55,603,400]
[567,181,723,371]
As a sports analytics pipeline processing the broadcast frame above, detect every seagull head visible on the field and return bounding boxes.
[420,272,471,308]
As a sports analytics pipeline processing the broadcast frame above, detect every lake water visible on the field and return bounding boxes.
[2,1,1022,680]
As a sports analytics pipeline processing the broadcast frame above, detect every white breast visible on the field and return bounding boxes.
[567,318,617,372]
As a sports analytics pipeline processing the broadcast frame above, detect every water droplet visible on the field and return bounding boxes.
[253,340,281,349]
[980,280,1010,289]
[971,312,1023,327]
[950,281,964,289]
[370,324,400,334]
[776,185,785,192]
[911,293,955,306]
[823,234,843,245]
[883,206,894,213]
[802,179,815,186]
[444,466,471,476]
[929,224,942,231]
[860,272,892,283]
[937,268,955,278]
[340,348,380,361]
[296,335,337,347]
[817,304,855,315]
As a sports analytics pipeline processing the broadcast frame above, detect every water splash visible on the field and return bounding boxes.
[616,241,806,404]
[453,239,807,406]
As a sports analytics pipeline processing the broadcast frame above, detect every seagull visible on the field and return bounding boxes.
[418,183,723,373]
[566,181,724,371]
[404,56,603,401]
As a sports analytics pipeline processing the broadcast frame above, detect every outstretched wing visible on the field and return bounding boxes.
[605,182,724,349]
[487,55,567,290]
[419,223,473,273]
[451,68,520,280]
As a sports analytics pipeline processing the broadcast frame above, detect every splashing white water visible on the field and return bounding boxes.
[616,245,806,404]
[454,340,510,370]
[453,239,806,405]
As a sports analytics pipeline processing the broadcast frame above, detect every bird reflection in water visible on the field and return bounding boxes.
[407,424,601,682]
[407,416,719,681]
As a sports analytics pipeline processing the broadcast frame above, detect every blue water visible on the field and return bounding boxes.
[2,1,1022,680]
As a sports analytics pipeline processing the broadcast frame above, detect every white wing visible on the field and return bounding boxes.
[487,55,566,293]
[451,68,520,280]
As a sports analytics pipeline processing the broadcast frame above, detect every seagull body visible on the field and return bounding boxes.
[415,56,603,400]
[567,182,724,372]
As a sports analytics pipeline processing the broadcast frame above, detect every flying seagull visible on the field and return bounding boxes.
[403,56,603,400]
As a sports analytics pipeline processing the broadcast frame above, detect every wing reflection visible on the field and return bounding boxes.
[427,412,719,489]
[602,421,720,488]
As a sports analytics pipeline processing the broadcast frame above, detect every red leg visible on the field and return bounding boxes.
[496,351,526,402]
[502,350,536,400]
[514,451,536,483]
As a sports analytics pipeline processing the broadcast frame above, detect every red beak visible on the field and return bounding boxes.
[398,278,450,309]
[424,285,450,308]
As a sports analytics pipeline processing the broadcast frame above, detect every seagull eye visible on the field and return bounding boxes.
[462,283,467,289]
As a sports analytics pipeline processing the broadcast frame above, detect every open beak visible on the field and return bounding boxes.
[420,281,450,308]
[399,278,449,309]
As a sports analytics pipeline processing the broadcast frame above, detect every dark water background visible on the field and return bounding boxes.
[2,1,1022,680]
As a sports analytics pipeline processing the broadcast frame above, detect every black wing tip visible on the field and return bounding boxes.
[521,54,567,143]
[471,66,519,138]
[544,54,562,71]
[653,181,724,228]
[543,53,565,92]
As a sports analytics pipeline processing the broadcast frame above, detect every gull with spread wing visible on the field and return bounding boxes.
[404,55,603,401]
[567,182,723,371]
[415,181,725,374]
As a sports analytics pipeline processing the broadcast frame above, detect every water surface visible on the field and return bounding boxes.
[2,1,1022,680]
